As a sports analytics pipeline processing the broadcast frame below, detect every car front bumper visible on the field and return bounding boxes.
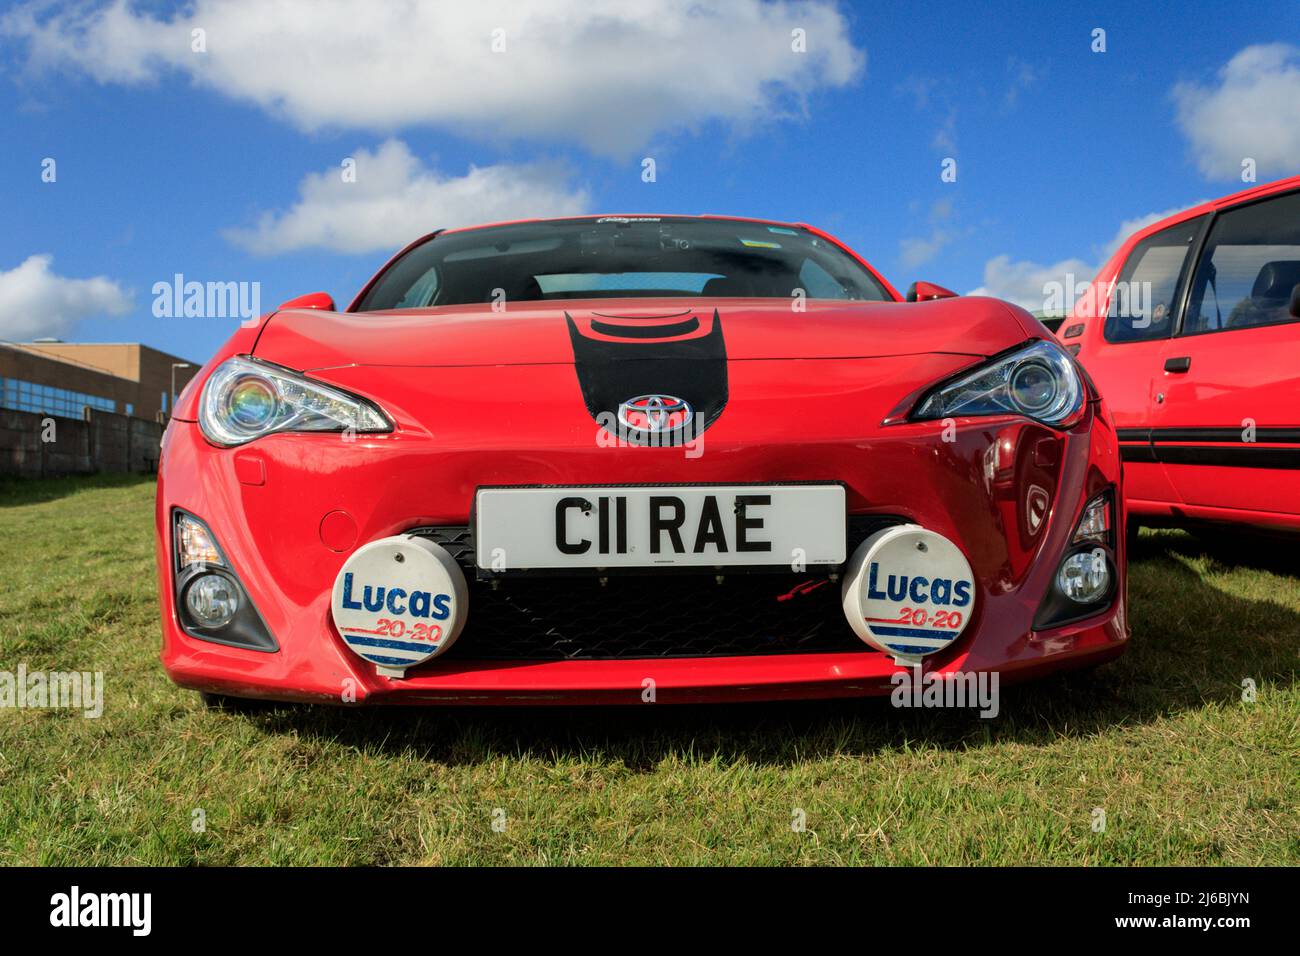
[156,400,1128,706]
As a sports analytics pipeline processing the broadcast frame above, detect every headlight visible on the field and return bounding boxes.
[913,340,1083,426]
[198,356,391,446]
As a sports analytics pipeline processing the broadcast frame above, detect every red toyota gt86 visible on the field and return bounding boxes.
[156,215,1127,705]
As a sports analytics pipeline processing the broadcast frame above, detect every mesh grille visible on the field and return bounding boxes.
[407,516,899,661]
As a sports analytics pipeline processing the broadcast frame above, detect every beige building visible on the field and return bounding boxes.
[0,342,200,421]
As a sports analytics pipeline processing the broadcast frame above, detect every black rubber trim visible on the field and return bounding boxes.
[1156,446,1300,469]
[1119,426,1300,468]
[1119,445,1159,463]
[1149,427,1300,444]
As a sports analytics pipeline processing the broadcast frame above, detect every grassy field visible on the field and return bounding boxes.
[0,474,1296,865]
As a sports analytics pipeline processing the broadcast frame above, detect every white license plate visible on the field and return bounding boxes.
[474,484,845,570]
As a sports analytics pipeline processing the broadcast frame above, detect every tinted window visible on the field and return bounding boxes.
[798,258,845,298]
[1102,216,1205,344]
[0,377,116,418]
[1183,190,1300,335]
[355,218,891,310]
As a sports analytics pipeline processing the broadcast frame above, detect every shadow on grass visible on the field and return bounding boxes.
[0,473,156,508]
[235,528,1299,769]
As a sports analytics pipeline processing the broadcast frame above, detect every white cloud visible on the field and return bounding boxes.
[1173,43,1300,180]
[223,140,590,256]
[896,75,938,110]
[899,233,953,270]
[931,111,958,155]
[0,255,132,340]
[2,0,865,156]
[967,253,1096,313]
[968,204,1199,312]
[1003,57,1038,110]
[898,199,957,270]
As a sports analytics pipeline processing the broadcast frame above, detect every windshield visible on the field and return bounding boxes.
[354,217,893,310]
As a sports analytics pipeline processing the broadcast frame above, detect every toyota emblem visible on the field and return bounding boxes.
[617,394,693,434]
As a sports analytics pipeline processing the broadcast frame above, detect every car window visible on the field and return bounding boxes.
[1183,190,1300,335]
[354,218,892,310]
[1102,216,1205,344]
[394,265,440,308]
[798,258,847,298]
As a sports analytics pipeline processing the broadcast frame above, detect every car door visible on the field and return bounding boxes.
[1151,188,1300,519]
[1081,215,1208,505]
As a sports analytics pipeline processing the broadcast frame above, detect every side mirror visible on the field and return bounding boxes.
[1290,283,1300,319]
[905,281,958,302]
[278,291,336,311]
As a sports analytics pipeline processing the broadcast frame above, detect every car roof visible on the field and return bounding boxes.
[436,213,806,237]
[1127,173,1300,245]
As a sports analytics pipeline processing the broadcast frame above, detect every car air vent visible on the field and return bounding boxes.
[589,316,700,339]
[591,309,693,319]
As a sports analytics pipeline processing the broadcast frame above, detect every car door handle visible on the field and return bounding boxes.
[1163,356,1191,373]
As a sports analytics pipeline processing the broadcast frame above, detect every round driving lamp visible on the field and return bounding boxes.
[185,573,241,628]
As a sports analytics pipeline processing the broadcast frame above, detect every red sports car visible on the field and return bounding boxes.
[1064,176,1300,538]
[156,215,1126,706]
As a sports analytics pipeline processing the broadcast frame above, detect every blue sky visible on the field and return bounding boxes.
[1,0,1298,364]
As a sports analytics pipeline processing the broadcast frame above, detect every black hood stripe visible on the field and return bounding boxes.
[565,309,728,443]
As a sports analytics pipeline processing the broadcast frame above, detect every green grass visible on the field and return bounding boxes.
[0,474,1296,865]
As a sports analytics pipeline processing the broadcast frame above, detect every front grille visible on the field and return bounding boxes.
[408,516,900,661]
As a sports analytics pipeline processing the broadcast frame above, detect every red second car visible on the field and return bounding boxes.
[1065,176,1300,537]
[156,215,1126,706]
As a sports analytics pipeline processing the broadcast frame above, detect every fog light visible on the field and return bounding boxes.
[1056,549,1110,603]
[186,573,240,627]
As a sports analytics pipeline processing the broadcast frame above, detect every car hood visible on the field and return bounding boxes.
[253,296,1035,369]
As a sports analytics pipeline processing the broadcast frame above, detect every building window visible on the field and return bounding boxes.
[125,403,135,416]
[0,377,116,418]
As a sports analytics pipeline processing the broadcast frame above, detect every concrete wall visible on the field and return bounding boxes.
[0,407,163,478]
